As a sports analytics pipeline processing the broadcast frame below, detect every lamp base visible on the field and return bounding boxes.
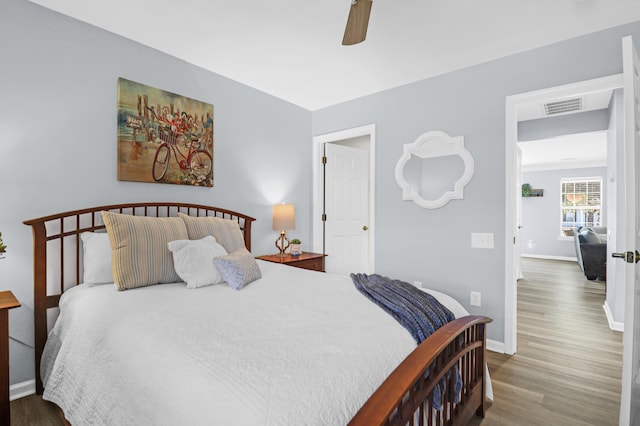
[275,231,290,256]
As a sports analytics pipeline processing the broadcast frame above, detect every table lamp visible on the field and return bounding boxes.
[273,203,295,256]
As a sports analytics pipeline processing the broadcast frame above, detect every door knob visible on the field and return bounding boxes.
[612,250,640,263]
[362,225,369,231]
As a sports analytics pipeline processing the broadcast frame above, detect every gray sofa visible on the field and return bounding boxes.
[573,226,607,280]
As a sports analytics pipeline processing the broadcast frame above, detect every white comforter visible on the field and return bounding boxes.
[42,260,481,425]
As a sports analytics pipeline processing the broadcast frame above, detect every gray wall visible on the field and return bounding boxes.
[312,20,640,344]
[519,168,607,258]
[1,0,311,385]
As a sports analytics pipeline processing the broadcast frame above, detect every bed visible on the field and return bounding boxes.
[23,202,492,426]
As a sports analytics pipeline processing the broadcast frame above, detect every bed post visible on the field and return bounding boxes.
[29,220,47,395]
[477,318,488,417]
[244,219,253,252]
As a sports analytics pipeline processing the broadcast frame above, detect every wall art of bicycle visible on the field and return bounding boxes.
[117,78,214,187]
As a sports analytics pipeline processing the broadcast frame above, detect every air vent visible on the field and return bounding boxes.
[543,97,583,116]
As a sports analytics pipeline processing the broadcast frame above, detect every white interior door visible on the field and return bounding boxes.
[620,35,640,426]
[515,146,523,280]
[324,143,370,275]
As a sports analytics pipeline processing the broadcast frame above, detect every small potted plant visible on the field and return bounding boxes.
[0,232,6,259]
[290,239,302,256]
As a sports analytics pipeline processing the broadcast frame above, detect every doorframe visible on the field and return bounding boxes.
[620,35,638,426]
[312,124,376,273]
[504,74,624,355]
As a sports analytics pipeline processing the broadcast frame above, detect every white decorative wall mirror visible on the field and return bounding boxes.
[395,131,474,209]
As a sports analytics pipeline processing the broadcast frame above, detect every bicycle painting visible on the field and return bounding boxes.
[117,78,214,187]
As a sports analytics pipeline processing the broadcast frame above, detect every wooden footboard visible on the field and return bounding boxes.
[350,315,492,426]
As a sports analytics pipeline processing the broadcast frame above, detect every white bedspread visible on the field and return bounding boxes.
[42,261,485,425]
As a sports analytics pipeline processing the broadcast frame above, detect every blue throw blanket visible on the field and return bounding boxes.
[350,273,460,409]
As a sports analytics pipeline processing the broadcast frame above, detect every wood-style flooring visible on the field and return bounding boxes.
[9,394,63,426]
[10,258,623,425]
[470,257,623,426]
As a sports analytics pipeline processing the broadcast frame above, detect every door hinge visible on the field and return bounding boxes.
[322,156,327,165]
[322,213,327,221]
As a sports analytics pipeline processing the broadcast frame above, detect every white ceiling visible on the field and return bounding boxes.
[29,0,640,111]
[518,131,608,172]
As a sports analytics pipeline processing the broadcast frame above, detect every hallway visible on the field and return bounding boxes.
[471,257,623,425]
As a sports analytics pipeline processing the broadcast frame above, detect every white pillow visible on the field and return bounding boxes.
[80,232,114,284]
[168,236,228,289]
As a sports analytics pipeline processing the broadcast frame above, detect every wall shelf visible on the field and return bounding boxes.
[524,189,544,197]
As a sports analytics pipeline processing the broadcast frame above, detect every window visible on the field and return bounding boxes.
[561,177,602,237]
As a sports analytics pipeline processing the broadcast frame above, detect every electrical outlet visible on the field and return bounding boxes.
[470,291,481,307]
[413,281,422,288]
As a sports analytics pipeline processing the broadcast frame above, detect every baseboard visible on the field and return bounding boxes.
[603,302,624,332]
[486,339,504,354]
[9,379,36,401]
[521,254,578,262]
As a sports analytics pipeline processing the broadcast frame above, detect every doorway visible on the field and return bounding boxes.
[504,74,624,355]
[312,125,376,275]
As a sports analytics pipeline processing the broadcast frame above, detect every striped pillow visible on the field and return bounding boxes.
[102,211,189,291]
[177,213,245,253]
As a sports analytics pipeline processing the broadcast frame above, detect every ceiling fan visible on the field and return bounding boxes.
[342,0,373,45]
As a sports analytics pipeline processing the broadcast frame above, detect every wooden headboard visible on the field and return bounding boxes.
[23,202,255,394]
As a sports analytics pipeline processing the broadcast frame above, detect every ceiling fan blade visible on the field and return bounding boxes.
[342,0,373,46]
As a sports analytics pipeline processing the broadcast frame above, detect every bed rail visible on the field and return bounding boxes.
[23,202,255,395]
[349,315,492,426]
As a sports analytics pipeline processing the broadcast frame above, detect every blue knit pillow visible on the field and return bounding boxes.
[212,248,261,290]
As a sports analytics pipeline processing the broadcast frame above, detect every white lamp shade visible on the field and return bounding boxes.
[272,204,296,231]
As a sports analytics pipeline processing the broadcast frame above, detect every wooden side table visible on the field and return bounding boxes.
[0,291,20,426]
[256,252,327,272]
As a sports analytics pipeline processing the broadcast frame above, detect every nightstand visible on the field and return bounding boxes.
[256,252,327,272]
[1,291,20,426]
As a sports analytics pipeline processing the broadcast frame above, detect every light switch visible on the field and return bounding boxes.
[471,233,494,249]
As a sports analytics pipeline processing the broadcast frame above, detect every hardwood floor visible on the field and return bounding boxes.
[470,257,623,426]
[9,394,63,426]
[10,258,623,425]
